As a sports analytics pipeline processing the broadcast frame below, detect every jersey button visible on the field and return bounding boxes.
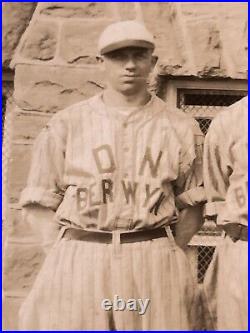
[123,123,128,128]
[123,147,129,152]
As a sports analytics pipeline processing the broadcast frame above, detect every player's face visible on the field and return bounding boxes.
[101,47,157,95]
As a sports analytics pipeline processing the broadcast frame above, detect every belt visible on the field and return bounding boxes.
[223,224,248,242]
[62,227,168,244]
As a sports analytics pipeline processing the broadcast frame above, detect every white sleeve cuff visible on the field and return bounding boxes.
[19,187,63,211]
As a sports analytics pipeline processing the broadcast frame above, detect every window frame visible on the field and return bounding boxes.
[163,78,248,116]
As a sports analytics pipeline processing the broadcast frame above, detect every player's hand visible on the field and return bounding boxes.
[22,205,59,254]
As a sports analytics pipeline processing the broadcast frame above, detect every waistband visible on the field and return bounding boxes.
[62,227,169,244]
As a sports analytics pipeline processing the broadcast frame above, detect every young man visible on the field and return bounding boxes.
[19,20,205,330]
[203,96,248,330]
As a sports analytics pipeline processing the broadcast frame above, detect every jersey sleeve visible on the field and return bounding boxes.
[19,114,67,211]
[173,120,206,210]
[203,118,231,218]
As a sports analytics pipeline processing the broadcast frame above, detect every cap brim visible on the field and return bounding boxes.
[100,40,155,55]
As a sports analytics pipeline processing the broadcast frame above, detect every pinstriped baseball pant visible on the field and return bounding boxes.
[203,235,248,330]
[19,230,197,330]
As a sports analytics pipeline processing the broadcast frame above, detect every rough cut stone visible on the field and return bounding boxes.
[142,2,247,79]
[188,20,222,76]
[116,3,137,20]
[14,64,105,113]
[39,2,106,18]
[8,144,32,204]
[7,208,41,243]
[2,2,37,68]
[60,20,113,64]
[219,16,248,78]
[141,3,186,63]
[181,2,247,19]
[2,295,24,330]
[20,21,58,61]
[12,109,51,143]
[3,242,45,294]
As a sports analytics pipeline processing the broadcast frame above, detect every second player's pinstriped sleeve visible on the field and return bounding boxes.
[174,121,206,210]
[19,115,67,211]
[203,119,230,218]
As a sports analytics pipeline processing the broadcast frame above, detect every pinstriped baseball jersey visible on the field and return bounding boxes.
[20,93,205,231]
[204,96,248,226]
[203,96,248,331]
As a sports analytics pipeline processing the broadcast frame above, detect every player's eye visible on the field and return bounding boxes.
[134,52,148,60]
[108,53,125,61]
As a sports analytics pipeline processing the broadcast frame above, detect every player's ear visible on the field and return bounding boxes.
[151,55,158,68]
[96,55,104,64]
[96,55,105,70]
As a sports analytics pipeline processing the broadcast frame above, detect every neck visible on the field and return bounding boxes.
[103,88,151,108]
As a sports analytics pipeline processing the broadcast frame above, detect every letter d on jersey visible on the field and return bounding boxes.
[93,144,116,174]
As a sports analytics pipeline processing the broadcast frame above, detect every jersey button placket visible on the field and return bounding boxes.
[122,121,130,178]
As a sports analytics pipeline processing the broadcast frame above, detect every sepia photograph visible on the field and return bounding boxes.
[2,2,248,330]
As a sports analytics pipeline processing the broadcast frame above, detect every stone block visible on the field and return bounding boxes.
[219,16,247,77]
[181,2,247,19]
[14,64,105,113]
[8,143,32,204]
[39,2,107,18]
[3,242,45,294]
[141,3,182,58]
[115,3,137,20]
[188,19,222,76]
[7,208,41,243]
[60,20,113,64]
[2,295,24,330]
[12,109,51,142]
[20,21,58,61]
[2,2,37,68]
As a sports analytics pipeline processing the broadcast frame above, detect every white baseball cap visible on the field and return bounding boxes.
[98,20,155,55]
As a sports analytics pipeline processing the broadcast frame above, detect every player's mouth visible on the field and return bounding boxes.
[121,75,140,82]
[123,75,138,78]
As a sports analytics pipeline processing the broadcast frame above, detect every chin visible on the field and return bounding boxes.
[119,83,142,95]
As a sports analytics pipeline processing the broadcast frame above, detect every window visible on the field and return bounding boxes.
[161,78,248,282]
[177,88,247,135]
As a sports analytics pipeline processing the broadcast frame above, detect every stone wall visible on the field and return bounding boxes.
[3,2,248,330]
[2,2,37,69]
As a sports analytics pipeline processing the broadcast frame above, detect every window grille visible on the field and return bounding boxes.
[197,246,215,283]
[178,88,247,282]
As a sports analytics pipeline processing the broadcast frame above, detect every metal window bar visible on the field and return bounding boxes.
[178,88,247,283]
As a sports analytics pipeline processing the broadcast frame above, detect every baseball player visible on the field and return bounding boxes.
[18,20,205,330]
[203,96,248,330]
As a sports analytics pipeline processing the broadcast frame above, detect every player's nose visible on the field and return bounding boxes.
[124,57,136,70]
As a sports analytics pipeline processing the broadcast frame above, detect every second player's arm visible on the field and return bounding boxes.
[173,119,206,249]
[174,203,204,250]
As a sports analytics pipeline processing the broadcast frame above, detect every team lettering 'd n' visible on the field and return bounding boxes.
[139,147,163,178]
[77,145,165,214]
[93,145,116,174]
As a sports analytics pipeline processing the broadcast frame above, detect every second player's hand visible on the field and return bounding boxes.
[174,204,204,250]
